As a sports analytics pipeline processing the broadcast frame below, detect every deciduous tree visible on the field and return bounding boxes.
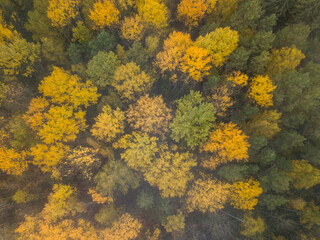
[249,75,276,107]
[186,178,230,213]
[137,0,169,29]
[127,94,172,136]
[240,215,265,238]
[163,211,185,233]
[121,15,144,41]
[229,178,263,210]
[91,105,125,143]
[196,27,239,67]
[89,0,120,29]
[170,91,216,149]
[47,0,80,27]
[201,122,249,169]
[0,147,27,175]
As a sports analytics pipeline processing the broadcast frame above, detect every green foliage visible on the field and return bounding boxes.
[88,31,116,57]
[94,159,140,197]
[67,43,87,64]
[125,42,150,69]
[136,189,154,210]
[217,165,248,181]
[8,115,34,150]
[169,91,216,149]
[86,51,120,87]
[94,204,119,226]
[260,167,291,193]
[260,194,287,210]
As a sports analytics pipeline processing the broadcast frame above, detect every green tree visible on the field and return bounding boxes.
[86,51,120,87]
[88,31,116,57]
[169,91,216,149]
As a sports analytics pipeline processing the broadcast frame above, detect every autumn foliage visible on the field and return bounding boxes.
[89,0,120,29]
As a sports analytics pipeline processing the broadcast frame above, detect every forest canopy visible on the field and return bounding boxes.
[0,0,320,239]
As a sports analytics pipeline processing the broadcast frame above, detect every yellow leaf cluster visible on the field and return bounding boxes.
[89,0,120,29]
[0,10,19,42]
[177,0,217,28]
[144,148,196,198]
[47,0,80,27]
[196,27,239,67]
[227,71,248,87]
[211,86,234,117]
[249,75,276,107]
[0,147,27,175]
[127,94,172,136]
[229,178,263,210]
[163,211,185,233]
[186,178,230,213]
[30,143,69,173]
[23,97,50,131]
[112,62,154,101]
[181,46,212,82]
[267,46,305,76]
[121,15,144,41]
[137,0,169,29]
[91,105,125,142]
[240,215,266,238]
[201,122,249,169]
[102,213,142,240]
[88,188,113,204]
[38,67,99,109]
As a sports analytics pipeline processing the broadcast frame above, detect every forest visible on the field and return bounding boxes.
[0,0,319,239]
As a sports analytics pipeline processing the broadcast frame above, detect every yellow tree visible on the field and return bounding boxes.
[0,147,27,175]
[186,178,230,213]
[287,160,320,190]
[137,0,169,29]
[163,211,185,233]
[47,0,81,27]
[201,122,249,170]
[144,147,196,198]
[38,66,99,109]
[155,31,193,79]
[229,178,263,210]
[177,0,217,28]
[0,9,19,42]
[181,45,212,82]
[241,215,266,238]
[121,15,144,41]
[38,105,86,144]
[127,94,172,136]
[89,0,120,30]
[227,71,248,87]
[249,75,276,107]
[91,105,125,142]
[267,46,305,77]
[112,62,154,101]
[210,86,235,117]
[23,98,50,131]
[102,213,142,240]
[196,27,239,67]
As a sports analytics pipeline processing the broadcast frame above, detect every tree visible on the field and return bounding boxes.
[186,178,230,213]
[127,94,172,136]
[211,0,239,24]
[201,122,249,170]
[300,202,320,229]
[249,75,276,107]
[72,21,92,43]
[88,31,117,57]
[42,184,85,222]
[38,105,86,144]
[177,0,217,28]
[102,213,142,240]
[163,211,185,233]
[137,0,169,29]
[0,37,40,77]
[210,86,235,117]
[0,147,27,175]
[89,0,120,29]
[94,204,119,225]
[91,105,125,142]
[47,0,80,27]
[16,217,98,240]
[267,46,305,76]
[86,51,120,87]
[58,147,101,181]
[229,178,263,210]
[121,15,144,41]
[115,132,159,171]
[136,189,154,210]
[94,159,140,197]
[41,37,67,65]
[112,62,154,101]
[260,167,291,193]
[144,147,196,198]
[227,71,248,87]
[23,97,50,131]
[243,110,281,139]
[196,27,239,67]
[38,66,99,109]
[240,215,265,238]
[170,91,216,149]
[217,165,249,182]
[181,45,212,82]
[287,160,320,190]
